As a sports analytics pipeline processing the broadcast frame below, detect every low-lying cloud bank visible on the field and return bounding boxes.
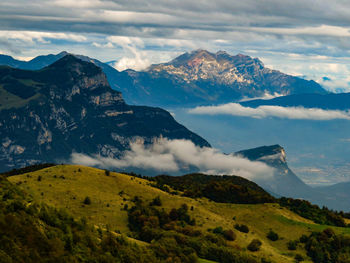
[70,138,274,180]
[189,103,350,120]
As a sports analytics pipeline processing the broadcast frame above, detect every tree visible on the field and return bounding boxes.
[223,230,236,241]
[267,230,279,241]
[247,239,262,252]
[83,196,91,205]
[295,254,304,262]
[235,224,249,233]
[150,196,162,206]
[287,240,297,250]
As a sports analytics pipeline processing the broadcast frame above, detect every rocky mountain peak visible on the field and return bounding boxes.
[41,55,123,106]
[47,54,99,73]
[148,49,265,85]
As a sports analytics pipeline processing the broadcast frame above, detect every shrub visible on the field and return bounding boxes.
[299,234,308,243]
[37,176,42,181]
[267,230,279,241]
[150,196,162,206]
[223,230,236,241]
[83,196,91,205]
[212,226,224,235]
[235,224,249,233]
[287,240,297,250]
[295,254,304,262]
[247,239,262,252]
[104,170,110,176]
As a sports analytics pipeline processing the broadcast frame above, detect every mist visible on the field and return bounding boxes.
[189,103,350,120]
[70,138,274,180]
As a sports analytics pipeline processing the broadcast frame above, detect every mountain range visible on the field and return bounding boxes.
[0,49,327,107]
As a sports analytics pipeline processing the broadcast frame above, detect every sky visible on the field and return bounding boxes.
[1,0,350,91]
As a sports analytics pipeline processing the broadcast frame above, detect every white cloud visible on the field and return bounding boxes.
[70,138,274,180]
[0,30,87,43]
[239,92,284,102]
[189,103,350,120]
[52,0,107,8]
[106,36,150,71]
[92,42,114,48]
[250,25,350,38]
[111,50,150,71]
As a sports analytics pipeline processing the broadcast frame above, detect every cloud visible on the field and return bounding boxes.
[189,103,350,120]
[70,138,274,180]
[0,30,87,44]
[2,1,350,90]
[239,92,284,102]
[106,36,150,71]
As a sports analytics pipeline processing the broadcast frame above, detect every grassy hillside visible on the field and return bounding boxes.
[0,173,162,262]
[8,165,350,262]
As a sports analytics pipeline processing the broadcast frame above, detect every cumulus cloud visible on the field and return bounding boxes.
[70,138,274,180]
[106,36,150,71]
[189,103,350,120]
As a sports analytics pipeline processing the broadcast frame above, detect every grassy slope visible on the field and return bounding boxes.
[8,165,350,263]
[0,84,40,110]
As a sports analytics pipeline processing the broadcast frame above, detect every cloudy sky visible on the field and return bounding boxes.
[1,0,350,91]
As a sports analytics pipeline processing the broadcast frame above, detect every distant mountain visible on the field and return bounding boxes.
[236,144,350,211]
[241,93,350,110]
[236,145,314,198]
[120,49,326,106]
[0,52,68,70]
[0,55,209,171]
[0,50,327,107]
[317,182,350,211]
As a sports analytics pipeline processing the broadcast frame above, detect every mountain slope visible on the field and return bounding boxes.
[0,172,158,262]
[0,55,209,171]
[0,50,327,107]
[9,164,350,263]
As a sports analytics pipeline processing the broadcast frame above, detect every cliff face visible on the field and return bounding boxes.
[236,145,313,197]
[0,55,209,171]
